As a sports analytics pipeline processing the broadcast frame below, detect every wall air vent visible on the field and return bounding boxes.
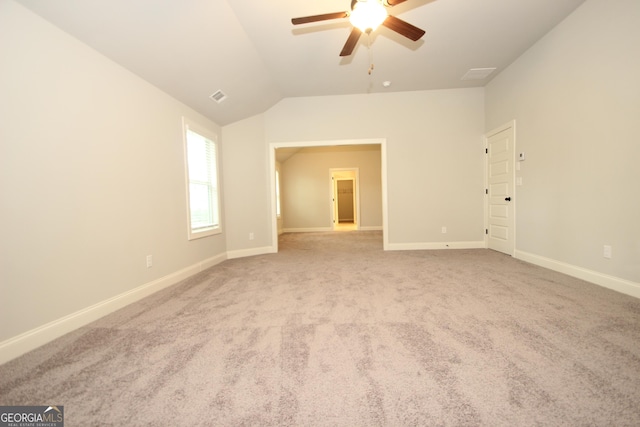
[461,68,497,81]
[209,90,227,104]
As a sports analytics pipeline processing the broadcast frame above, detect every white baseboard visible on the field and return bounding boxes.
[515,250,640,299]
[226,246,276,259]
[0,253,227,365]
[387,241,486,251]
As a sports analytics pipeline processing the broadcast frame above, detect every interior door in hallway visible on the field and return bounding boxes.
[336,179,355,223]
[486,124,515,255]
[331,168,359,231]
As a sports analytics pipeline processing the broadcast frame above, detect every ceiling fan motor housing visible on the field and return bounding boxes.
[291,0,425,57]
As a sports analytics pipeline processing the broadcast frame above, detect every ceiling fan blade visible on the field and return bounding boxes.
[340,27,362,56]
[381,15,425,41]
[385,0,409,5]
[291,11,348,25]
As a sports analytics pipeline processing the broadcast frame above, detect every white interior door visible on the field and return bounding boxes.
[486,124,515,255]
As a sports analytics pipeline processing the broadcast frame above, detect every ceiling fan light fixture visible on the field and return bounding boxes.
[349,0,388,33]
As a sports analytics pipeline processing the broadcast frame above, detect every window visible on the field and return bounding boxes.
[183,117,221,240]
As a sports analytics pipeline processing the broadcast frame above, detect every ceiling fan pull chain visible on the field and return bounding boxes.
[367,32,374,75]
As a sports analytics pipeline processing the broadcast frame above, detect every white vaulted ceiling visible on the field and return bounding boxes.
[16,0,586,125]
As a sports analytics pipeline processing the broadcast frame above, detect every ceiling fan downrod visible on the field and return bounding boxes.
[367,32,375,75]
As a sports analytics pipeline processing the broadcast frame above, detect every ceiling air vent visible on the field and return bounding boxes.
[461,68,497,81]
[209,90,227,104]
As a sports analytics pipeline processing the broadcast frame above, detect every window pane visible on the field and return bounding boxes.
[187,130,211,182]
[184,120,220,239]
[189,183,213,229]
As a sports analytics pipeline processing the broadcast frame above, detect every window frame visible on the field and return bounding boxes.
[182,117,222,240]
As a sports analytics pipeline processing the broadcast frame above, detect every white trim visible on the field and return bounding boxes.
[268,138,388,252]
[330,168,361,231]
[381,141,389,250]
[0,253,227,365]
[387,241,486,251]
[268,144,278,253]
[515,250,640,299]
[226,246,276,259]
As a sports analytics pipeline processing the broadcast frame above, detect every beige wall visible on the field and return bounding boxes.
[485,0,640,288]
[0,2,225,347]
[222,89,485,251]
[264,89,486,248]
[221,114,272,255]
[280,146,382,231]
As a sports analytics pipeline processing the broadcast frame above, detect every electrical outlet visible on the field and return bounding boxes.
[249,232,255,241]
[603,245,612,259]
[146,255,153,268]
[441,226,447,234]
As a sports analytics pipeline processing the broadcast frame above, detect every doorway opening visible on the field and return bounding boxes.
[331,168,359,231]
[269,138,388,252]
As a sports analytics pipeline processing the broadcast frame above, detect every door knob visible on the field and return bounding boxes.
[505,197,511,201]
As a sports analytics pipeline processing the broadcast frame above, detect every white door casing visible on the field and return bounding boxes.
[331,168,359,230]
[485,122,515,255]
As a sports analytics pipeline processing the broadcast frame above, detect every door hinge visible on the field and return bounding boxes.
[485,148,488,154]
[485,189,488,195]
[485,229,488,235]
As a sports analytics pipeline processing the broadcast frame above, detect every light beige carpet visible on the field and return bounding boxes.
[1,231,639,426]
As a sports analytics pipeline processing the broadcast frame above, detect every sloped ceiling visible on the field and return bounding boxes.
[16,0,585,126]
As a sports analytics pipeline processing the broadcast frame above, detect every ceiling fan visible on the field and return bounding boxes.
[291,0,426,57]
